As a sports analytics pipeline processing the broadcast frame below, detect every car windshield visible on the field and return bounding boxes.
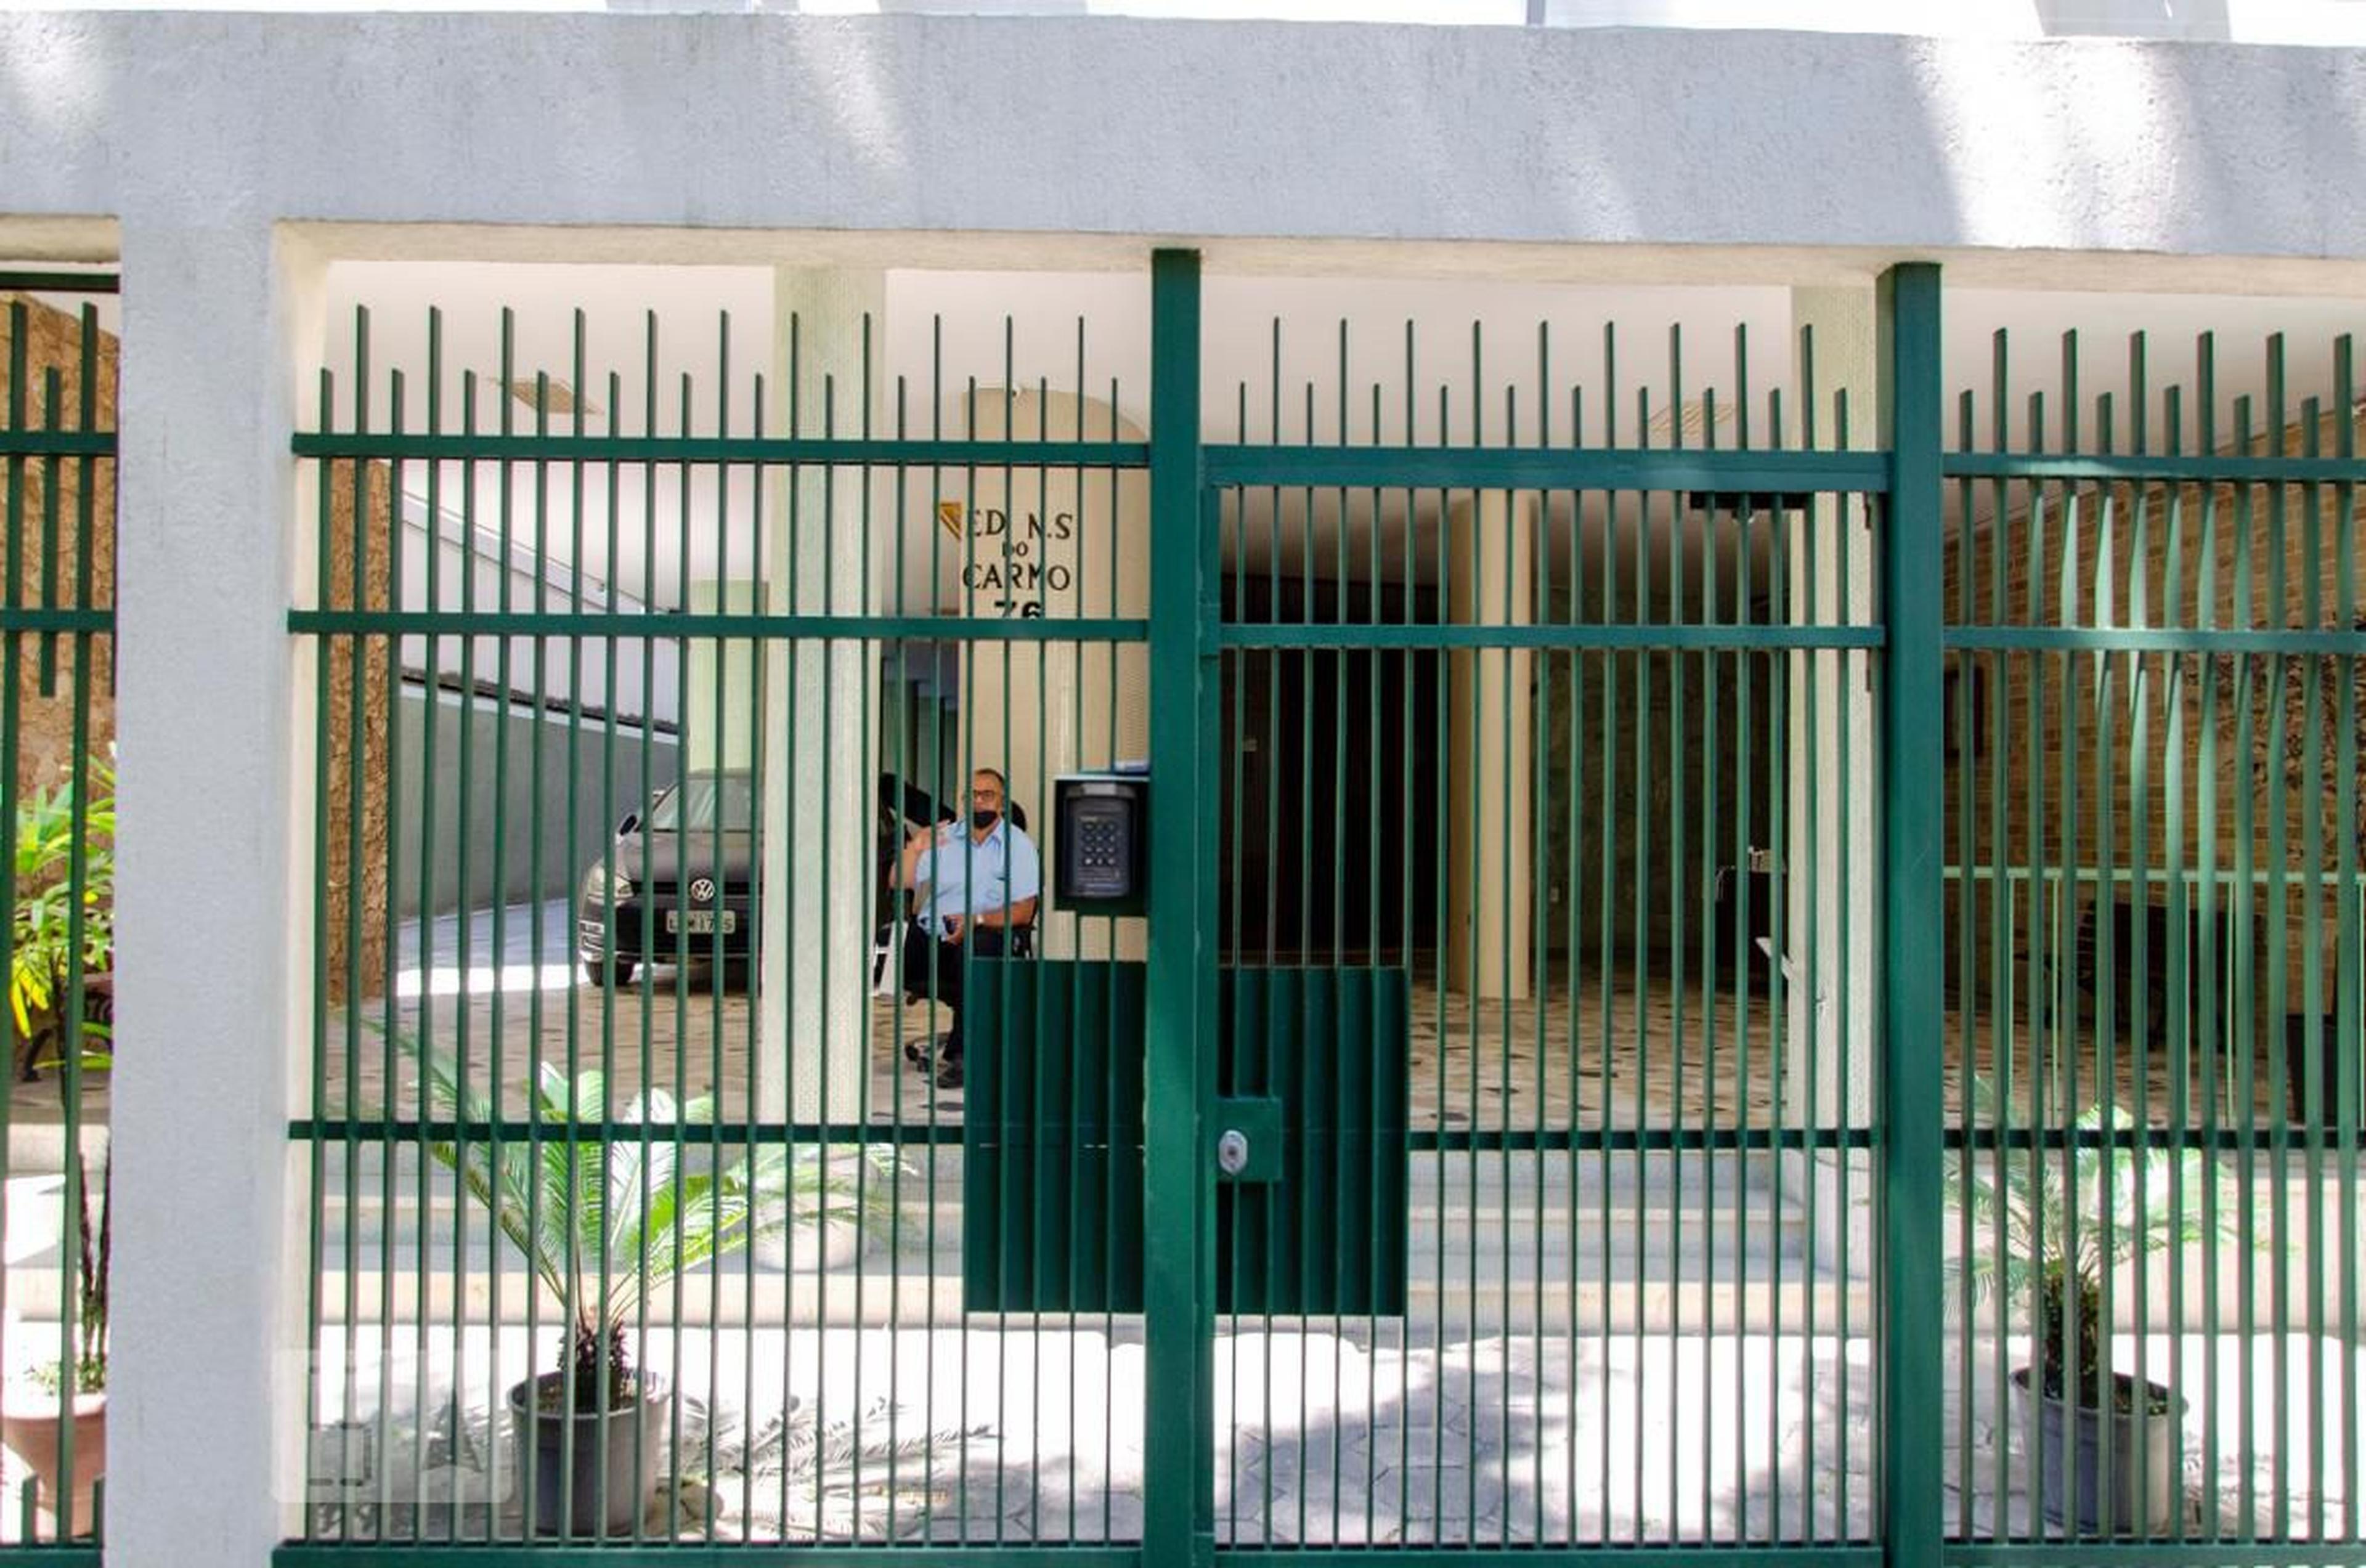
[647,775,756,834]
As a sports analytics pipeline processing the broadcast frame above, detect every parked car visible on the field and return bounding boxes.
[577,771,757,986]
[578,770,1018,989]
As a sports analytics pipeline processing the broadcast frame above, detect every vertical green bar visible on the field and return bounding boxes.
[1264,335,1286,1548]
[1663,333,1691,1547]
[1760,376,1787,1546]
[1301,359,1319,1551]
[295,359,328,1543]
[1371,370,1389,1550]
[2232,391,2260,1538]
[1949,381,1975,1542]
[631,314,660,1545]
[1143,248,1213,1568]
[1221,386,1245,1550]
[1876,262,1945,1568]
[1561,383,1584,1551]
[2092,384,2121,1535]
[1837,381,1860,1535]
[2301,391,2330,1544]
[2264,340,2293,1545]
[0,301,26,1535]
[417,312,451,1544]
[37,367,57,696]
[2051,334,2082,1546]
[1630,377,1653,1538]
[2161,364,2194,1550]
[2193,332,2224,1541]
[2335,334,2363,1550]
[1796,326,1825,1541]
[343,311,371,1543]
[1400,321,1420,1545]
[55,307,97,1542]
[381,358,413,1535]
[1602,335,1625,1540]
[1985,331,2015,1545]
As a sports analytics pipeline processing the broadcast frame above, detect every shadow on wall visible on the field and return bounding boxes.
[393,681,680,920]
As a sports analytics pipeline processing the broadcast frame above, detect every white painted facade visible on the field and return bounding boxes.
[10,0,2366,45]
[4,13,2366,1564]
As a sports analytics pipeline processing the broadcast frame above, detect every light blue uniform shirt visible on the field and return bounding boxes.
[913,818,1041,937]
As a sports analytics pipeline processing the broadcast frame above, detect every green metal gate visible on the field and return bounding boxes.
[0,272,115,1561]
[280,255,2365,1567]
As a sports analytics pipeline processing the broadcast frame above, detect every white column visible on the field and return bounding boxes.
[1788,286,1880,1277]
[683,579,759,772]
[112,217,321,1559]
[1446,490,1536,1001]
[757,269,881,1128]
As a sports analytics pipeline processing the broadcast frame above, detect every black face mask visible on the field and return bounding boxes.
[971,808,999,831]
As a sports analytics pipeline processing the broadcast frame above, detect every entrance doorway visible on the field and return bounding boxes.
[1220,575,1442,964]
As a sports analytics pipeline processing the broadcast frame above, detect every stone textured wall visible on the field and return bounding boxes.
[320,458,394,1004]
[1944,407,2366,1031]
[0,293,117,801]
[1,291,392,1005]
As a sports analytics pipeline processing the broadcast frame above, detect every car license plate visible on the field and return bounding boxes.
[667,909,736,936]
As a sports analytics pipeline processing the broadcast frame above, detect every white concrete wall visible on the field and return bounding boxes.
[10,20,2366,281]
[10,0,2366,49]
[399,500,684,727]
[391,683,681,919]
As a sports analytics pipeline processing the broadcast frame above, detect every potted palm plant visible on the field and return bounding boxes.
[399,1033,875,1537]
[1948,1076,2239,1535]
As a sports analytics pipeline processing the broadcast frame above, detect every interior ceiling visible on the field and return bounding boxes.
[309,261,2366,604]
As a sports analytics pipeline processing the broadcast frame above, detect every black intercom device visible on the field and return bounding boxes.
[1052,767,1150,916]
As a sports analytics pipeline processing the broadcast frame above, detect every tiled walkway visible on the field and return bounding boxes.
[0,900,2284,1134]
[275,899,2288,1133]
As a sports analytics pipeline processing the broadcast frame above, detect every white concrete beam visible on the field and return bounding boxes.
[8,20,2366,283]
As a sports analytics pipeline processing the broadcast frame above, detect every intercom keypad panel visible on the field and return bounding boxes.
[1065,798,1132,898]
[1051,772,1149,914]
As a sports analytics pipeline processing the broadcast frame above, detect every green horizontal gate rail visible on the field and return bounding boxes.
[0,270,118,1564]
[276,255,2365,1568]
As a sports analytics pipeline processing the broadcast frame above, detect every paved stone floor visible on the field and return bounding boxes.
[0,899,2280,1134]
[272,898,2283,1133]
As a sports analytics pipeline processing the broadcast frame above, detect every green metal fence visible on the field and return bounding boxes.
[1941,322,2366,1556]
[278,256,2365,1568]
[0,271,118,1559]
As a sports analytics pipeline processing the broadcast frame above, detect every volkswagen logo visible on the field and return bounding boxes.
[689,877,717,904]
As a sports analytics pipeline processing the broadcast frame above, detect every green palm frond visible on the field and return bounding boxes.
[1945,1073,2254,1326]
[10,752,116,1044]
[386,1025,903,1383]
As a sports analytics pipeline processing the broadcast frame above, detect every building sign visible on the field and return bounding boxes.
[935,503,1078,616]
